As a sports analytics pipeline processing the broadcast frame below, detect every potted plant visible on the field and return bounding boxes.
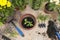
[44,2,56,13]
[31,0,44,10]
[37,13,49,28]
[0,0,14,26]
[12,0,27,11]
[44,0,59,14]
[20,14,36,30]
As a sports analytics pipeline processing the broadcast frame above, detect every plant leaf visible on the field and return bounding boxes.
[0,22,3,26]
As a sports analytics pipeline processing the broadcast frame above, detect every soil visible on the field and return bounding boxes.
[21,17,35,29]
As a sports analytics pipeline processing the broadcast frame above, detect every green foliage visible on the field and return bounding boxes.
[10,31,18,37]
[24,19,33,27]
[0,22,3,26]
[0,1,14,26]
[32,0,45,10]
[45,0,60,12]
[12,0,27,11]
[0,7,14,24]
[37,13,48,21]
[47,2,56,11]
[5,27,18,37]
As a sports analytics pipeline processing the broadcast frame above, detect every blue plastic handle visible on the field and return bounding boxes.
[55,32,60,40]
[15,26,24,37]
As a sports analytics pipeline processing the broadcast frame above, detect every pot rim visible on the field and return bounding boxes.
[19,14,36,30]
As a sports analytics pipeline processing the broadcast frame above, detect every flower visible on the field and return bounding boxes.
[0,0,2,5]
[7,1,11,7]
[0,0,7,6]
[50,0,59,5]
[0,0,13,26]
[0,0,11,8]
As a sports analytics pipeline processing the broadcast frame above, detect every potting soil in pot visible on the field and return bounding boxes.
[21,17,35,29]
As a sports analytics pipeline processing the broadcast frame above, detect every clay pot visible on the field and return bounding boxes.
[44,2,54,14]
[19,14,36,30]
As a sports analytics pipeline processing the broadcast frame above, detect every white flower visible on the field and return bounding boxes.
[50,0,59,5]
[50,0,53,2]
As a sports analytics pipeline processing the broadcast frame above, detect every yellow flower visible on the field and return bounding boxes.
[7,1,11,7]
[0,0,7,6]
[0,0,2,5]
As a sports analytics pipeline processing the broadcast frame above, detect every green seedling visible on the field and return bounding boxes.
[12,0,26,11]
[37,13,48,22]
[48,2,56,11]
[24,19,33,27]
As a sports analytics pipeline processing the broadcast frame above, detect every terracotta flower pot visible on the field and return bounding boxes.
[44,2,54,14]
[19,14,36,30]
